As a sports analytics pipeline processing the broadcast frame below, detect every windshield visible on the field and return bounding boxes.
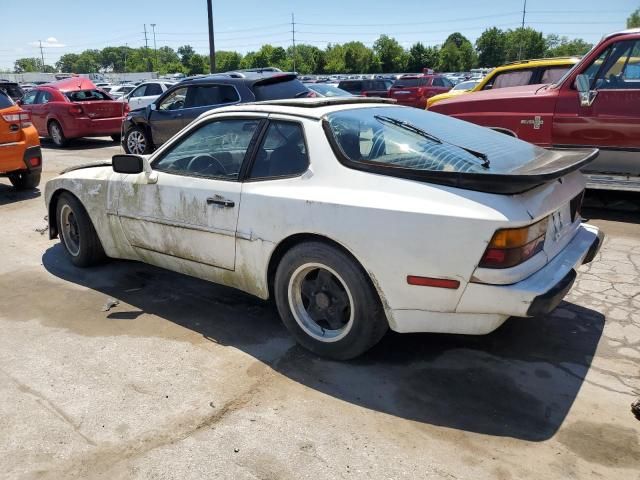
[308,84,351,97]
[452,80,478,91]
[324,106,547,175]
[65,89,112,101]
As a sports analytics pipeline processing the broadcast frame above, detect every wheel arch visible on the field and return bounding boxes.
[266,232,388,311]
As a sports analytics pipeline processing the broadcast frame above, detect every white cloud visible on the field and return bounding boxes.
[29,37,66,48]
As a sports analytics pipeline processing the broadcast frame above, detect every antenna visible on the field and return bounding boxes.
[291,13,296,73]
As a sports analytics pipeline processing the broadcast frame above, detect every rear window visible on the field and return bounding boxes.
[0,90,14,108]
[252,78,310,101]
[338,81,362,93]
[325,106,545,175]
[0,83,24,101]
[185,84,240,107]
[392,78,428,88]
[65,90,111,101]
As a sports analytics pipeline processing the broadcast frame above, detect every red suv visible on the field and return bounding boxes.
[388,74,453,108]
[19,77,128,147]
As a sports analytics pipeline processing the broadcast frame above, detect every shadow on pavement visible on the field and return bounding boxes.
[41,137,120,151]
[0,182,40,206]
[42,244,605,442]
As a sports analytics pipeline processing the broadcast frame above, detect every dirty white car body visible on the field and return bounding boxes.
[45,98,603,359]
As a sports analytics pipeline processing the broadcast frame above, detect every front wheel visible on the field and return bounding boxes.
[274,242,388,360]
[56,192,106,267]
[9,171,40,190]
[124,126,152,154]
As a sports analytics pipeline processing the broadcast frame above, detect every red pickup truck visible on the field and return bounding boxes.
[430,29,640,192]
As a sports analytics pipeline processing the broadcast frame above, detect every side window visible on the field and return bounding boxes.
[442,77,454,88]
[489,70,534,89]
[593,40,640,90]
[152,119,261,180]
[129,85,147,98]
[158,87,188,111]
[185,85,239,108]
[249,121,309,179]
[432,77,445,87]
[541,66,571,84]
[145,83,163,96]
[39,91,53,104]
[22,90,37,105]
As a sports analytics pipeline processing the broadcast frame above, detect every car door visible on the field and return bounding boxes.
[148,86,188,146]
[182,84,241,126]
[117,115,265,271]
[553,38,640,178]
[126,84,148,110]
[137,82,163,109]
[19,90,41,133]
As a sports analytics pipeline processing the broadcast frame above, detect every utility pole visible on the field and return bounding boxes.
[38,40,45,70]
[124,43,128,73]
[151,24,158,71]
[291,13,296,72]
[207,0,216,73]
[143,24,152,71]
[517,0,527,60]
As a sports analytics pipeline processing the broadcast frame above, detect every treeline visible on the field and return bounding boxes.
[12,27,594,76]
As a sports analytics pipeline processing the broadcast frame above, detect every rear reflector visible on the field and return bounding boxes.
[28,157,41,167]
[407,275,460,289]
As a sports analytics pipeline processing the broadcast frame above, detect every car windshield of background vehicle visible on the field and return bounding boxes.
[325,106,547,175]
[253,79,310,101]
[452,80,479,91]
[65,90,111,101]
[0,84,24,100]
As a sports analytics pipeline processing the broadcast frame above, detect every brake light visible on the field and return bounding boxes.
[68,105,84,116]
[479,218,548,269]
[2,110,32,128]
[28,156,41,167]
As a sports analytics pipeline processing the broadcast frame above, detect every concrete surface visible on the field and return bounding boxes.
[0,137,638,480]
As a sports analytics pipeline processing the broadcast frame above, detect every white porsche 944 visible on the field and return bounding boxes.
[45,98,604,359]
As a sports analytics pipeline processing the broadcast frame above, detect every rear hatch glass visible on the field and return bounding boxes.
[390,78,428,100]
[324,106,597,194]
[65,89,124,118]
[0,83,24,101]
[253,77,310,101]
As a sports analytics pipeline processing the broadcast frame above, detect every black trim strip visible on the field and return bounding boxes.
[526,269,577,317]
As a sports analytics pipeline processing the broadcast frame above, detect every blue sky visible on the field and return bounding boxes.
[0,0,637,69]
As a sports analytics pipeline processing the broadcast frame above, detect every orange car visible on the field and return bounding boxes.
[0,89,42,189]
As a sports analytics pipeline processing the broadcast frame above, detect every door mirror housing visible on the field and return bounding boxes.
[576,74,597,107]
[112,154,144,174]
[149,103,157,111]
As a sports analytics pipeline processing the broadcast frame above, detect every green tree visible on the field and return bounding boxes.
[476,27,506,67]
[343,41,375,73]
[216,51,243,72]
[373,35,405,72]
[545,35,592,57]
[504,27,546,61]
[56,53,80,72]
[628,8,640,28]
[438,42,462,71]
[325,44,346,73]
[14,57,42,73]
[288,44,326,74]
[438,32,475,71]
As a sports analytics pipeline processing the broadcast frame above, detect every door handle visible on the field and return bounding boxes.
[207,195,235,208]
[173,113,183,118]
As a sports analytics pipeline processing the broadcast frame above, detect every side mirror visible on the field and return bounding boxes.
[576,74,597,107]
[112,154,144,174]
[150,103,157,111]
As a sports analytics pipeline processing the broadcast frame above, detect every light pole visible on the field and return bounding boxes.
[151,24,158,71]
[207,0,216,73]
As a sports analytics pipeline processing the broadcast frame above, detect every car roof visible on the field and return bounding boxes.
[177,71,298,87]
[199,97,398,120]
[494,56,581,71]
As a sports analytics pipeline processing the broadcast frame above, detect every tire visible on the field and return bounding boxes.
[274,241,388,360]
[124,126,152,154]
[9,172,41,190]
[110,134,122,142]
[48,120,67,147]
[55,192,106,267]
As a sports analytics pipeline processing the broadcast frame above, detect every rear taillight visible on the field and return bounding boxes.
[68,105,84,116]
[28,156,41,167]
[479,218,548,269]
[2,110,32,128]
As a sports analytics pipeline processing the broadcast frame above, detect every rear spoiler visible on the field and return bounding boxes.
[251,73,298,86]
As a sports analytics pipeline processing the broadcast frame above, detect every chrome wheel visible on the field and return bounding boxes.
[60,204,81,257]
[127,130,146,154]
[50,123,63,145]
[288,263,354,343]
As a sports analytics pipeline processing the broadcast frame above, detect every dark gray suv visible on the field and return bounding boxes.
[122,71,311,154]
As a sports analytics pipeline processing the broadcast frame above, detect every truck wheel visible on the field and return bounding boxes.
[274,242,388,360]
[56,192,106,267]
[48,120,67,147]
[9,172,41,190]
[124,127,152,154]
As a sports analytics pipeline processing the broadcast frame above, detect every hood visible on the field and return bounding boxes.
[436,84,553,106]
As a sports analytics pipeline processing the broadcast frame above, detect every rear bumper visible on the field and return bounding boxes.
[0,144,42,176]
[63,117,124,138]
[388,224,603,334]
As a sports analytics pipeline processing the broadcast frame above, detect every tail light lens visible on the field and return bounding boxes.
[479,218,548,269]
[2,110,32,128]
[68,105,84,116]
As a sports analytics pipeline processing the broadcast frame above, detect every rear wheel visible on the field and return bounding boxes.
[274,242,388,360]
[9,172,41,190]
[124,126,152,154]
[56,192,106,267]
[48,120,67,147]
